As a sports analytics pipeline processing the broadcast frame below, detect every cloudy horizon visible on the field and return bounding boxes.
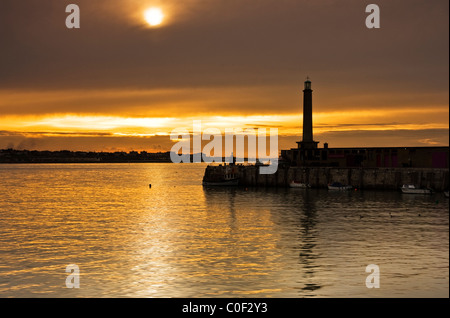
[1,0,448,152]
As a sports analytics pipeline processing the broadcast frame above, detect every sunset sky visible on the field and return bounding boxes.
[0,0,448,153]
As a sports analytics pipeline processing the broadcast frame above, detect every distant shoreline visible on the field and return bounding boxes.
[0,149,233,164]
[0,149,173,164]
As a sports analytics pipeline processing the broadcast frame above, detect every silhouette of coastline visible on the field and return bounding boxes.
[0,149,174,163]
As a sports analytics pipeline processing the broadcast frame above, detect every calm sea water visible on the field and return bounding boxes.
[0,163,448,298]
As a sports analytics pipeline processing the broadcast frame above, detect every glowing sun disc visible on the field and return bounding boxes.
[144,8,164,26]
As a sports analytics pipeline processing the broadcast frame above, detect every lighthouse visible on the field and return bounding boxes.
[297,77,319,150]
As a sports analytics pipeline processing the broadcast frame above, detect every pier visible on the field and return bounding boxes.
[203,165,449,191]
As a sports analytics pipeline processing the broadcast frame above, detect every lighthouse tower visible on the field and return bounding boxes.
[297,77,319,150]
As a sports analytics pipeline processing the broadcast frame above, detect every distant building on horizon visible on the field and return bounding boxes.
[281,78,449,169]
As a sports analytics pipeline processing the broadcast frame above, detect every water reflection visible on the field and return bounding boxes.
[202,187,238,231]
[202,187,324,296]
[297,190,321,294]
[0,164,448,297]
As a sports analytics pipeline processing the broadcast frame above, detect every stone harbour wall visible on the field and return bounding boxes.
[204,165,449,191]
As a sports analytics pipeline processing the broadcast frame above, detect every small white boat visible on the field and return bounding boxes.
[400,184,432,194]
[328,182,353,191]
[289,181,310,188]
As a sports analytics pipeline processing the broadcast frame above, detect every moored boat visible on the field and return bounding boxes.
[328,182,353,191]
[400,184,432,194]
[202,164,240,186]
[289,181,310,188]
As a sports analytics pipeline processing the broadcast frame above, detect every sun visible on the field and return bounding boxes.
[144,8,164,27]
